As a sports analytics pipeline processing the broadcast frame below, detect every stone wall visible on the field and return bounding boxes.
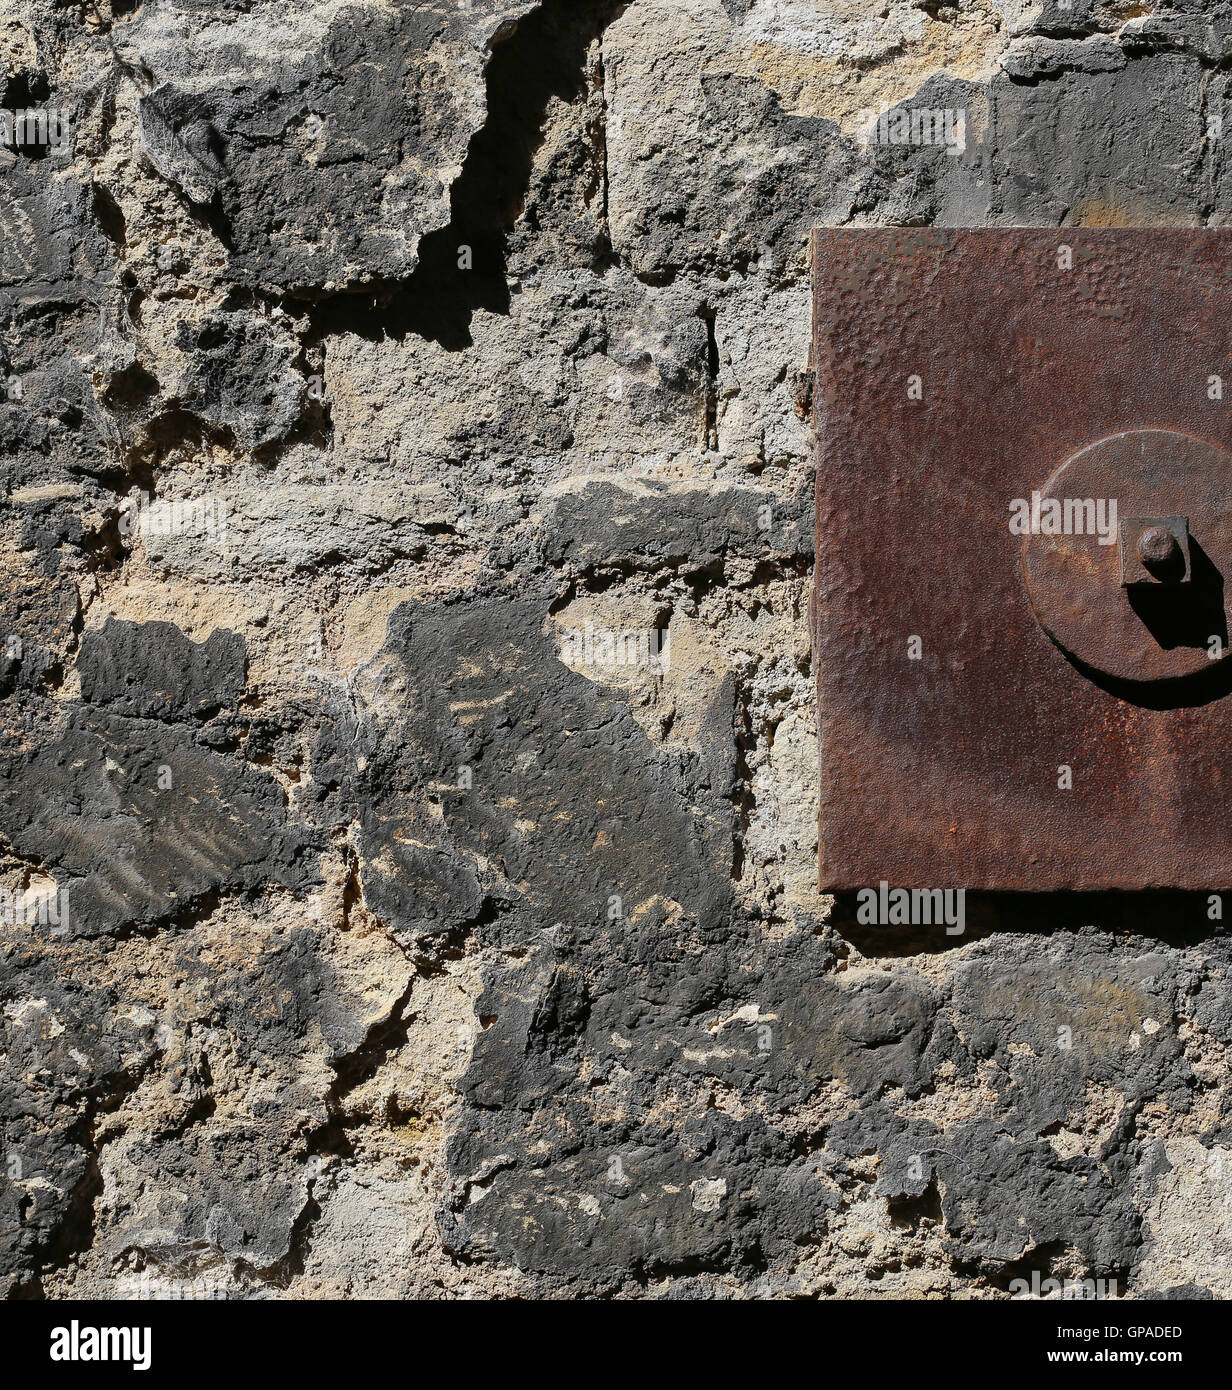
[2,0,1230,1299]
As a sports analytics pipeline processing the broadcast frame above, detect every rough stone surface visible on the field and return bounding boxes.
[2,0,1232,1300]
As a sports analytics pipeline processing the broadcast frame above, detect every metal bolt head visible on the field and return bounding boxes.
[1121,515,1191,586]
[1139,525,1180,569]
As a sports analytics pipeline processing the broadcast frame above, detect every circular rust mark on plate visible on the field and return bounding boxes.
[1022,429,1232,684]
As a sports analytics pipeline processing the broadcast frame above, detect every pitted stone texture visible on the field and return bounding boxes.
[121,0,541,292]
[5,0,1232,1304]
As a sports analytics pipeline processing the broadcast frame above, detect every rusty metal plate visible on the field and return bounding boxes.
[813,229,1232,892]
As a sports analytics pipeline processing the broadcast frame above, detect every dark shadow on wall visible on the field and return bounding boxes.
[831,889,1227,958]
[310,0,629,349]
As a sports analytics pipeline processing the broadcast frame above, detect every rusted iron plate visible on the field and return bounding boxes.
[813,229,1232,892]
